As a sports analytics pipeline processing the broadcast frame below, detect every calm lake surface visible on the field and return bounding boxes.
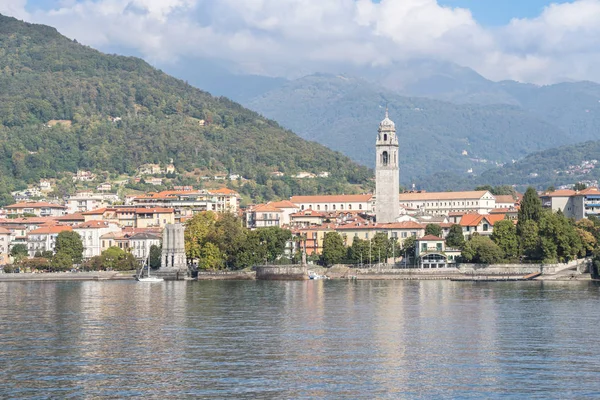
[1,280,600,398]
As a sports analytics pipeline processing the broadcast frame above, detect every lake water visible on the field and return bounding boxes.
[1,280,600,398]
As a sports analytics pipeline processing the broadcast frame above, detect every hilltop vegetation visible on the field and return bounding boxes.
[0,14,371,205]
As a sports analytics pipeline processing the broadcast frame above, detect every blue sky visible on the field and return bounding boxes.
[438,0,571,25]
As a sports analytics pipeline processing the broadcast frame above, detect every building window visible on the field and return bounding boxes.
[359,204,362,210]
[349,205,352,210]
[382,151,389,166]
[483,224,489,231]
[436,243,442,251]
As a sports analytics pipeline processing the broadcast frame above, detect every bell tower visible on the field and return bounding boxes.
[375,108,400,223]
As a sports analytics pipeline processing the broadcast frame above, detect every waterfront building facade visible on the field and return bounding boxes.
[398,190,496,216]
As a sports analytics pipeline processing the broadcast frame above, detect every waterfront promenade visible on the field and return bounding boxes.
[0,271,134,282]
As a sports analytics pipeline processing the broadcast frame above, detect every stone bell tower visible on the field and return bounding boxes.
[375,108,400,223]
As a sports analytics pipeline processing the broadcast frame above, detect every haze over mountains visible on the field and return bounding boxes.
[177,63,600,189]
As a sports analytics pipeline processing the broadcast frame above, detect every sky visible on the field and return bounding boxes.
[0,0,598,84]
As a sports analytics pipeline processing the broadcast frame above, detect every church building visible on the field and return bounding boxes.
[375,109,400,223]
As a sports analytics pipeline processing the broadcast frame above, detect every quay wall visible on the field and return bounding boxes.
[0,272,128,282]
[197,271,256,280]
[255,265,308,280]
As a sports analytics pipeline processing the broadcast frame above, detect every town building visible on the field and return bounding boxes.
[289,194,373,213]
[336,221,425,248]
[245,204,284,229]
[65,192,109,214]
[541,187,600,220]
[290,209,327,227]
[27,225,73,257]
[81,207,174,228]
[459,214,507,238]
[375,109,400,223]
[5,202,67,217]
[398,191,496,216]
[132,188,240,215]
[129,232,161,262]
[73,221,121,259]
[0,227,11,265]
[414,235,461,269]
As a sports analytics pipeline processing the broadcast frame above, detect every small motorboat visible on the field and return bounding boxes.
[308,271,329,280]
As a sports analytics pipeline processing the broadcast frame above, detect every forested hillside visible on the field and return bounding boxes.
[0,14,371,204]
[246,74,567,184]
[417,140,600,191]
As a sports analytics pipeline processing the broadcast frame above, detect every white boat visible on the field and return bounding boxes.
[308,270,329,280]
[136,260,163,282]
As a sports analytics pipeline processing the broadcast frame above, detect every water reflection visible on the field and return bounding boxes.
[1,280,599,398]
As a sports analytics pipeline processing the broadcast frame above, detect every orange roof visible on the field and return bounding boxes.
[55,213,86,221]
[0,227,11,234]
[210,188,239,195]
[486,214,507,225]
[253,204,283,212]
[2,217,57,225]
[28,225,72,235]
[448,212,466,216]
[460,213,506,227]
[543,189,576,197]
[459,214,485,227]
[82,208,109,215]
[577,187,600,195]
[6,202,66,209]
[290,209,326,218]
[133,208,174,214]
[336,221,424,230]
[75,221,115,229]
[399,190,489,201]
[494,195,517,204]
[290,194,373,203]
[418,235,444,241]
[269,200,299,209]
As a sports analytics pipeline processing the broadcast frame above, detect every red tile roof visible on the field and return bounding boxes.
[290,194,373,203]
[399,191,489,201]
[418,235,444,241]
[28,225,72,235]
[543,189,576,197]
[494,195,517,204]
[5,202,66,209]
[269,200,299,209]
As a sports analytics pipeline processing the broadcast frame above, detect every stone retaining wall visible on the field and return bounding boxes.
[197,271,255,280]
[254,265,308,280]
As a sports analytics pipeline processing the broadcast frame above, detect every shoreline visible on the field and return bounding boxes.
[1,271,593,282]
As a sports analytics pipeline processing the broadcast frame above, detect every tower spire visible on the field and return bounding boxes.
[385,104,389,119]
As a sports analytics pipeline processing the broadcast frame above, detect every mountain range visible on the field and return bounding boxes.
[0,14,371,205]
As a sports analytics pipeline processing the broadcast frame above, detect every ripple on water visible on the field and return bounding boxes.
[1,280,600,398]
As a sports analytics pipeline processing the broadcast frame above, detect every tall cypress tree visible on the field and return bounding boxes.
[518,187,543,230]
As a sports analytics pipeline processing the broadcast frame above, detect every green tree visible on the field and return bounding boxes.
[347,238,369,265]
[149,244,162,269]
[402,236,417,265]
[321,232,345,266]
[518,187,543,229]
[425,224,443,237]
[491,220,519,260]
[371,232,391,264]
[537,211,583,262]
[461,236,504,264]
[519,219,540,260]
[50,252,73,271]
[445,224,465,249]
[573,182,588,191]
[10,243,29,262]
[197,242,224,270]
[184,212,216,260]
[55,231,84,264]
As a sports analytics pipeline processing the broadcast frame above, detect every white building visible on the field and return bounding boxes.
[289,194,373,213]
[73,221,121,259]
[398,191,497,216]
[0,227,11,265]
[65,193,109,214]
[541,187,600,220]
[5,202,67,217]
[27,225,73,257]
[129,232,161,262]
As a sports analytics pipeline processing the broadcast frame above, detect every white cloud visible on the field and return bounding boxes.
[2,0,600,84]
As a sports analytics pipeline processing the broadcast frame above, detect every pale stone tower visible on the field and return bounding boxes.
[375,108,400,223]
[156,223,187,280]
